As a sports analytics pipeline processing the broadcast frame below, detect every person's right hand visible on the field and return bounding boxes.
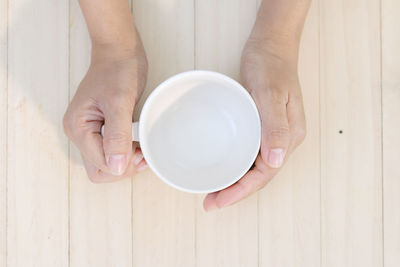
[63,43,148,183]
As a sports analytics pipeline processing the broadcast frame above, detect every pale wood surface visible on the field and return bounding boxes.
[0,0,399,266]
[0,0,7,265]
[382,0,400,266]
[6,0,69,266]
[320,0,383,266]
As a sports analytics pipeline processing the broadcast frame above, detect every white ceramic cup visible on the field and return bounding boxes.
[104,70,261,193]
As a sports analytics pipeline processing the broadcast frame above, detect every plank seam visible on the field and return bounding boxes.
[257,192,260,267]
[379,0,384,266]
[318,0,322,266]
[67,0,71,266]
[131,178,134,267]
[5,0,8,265]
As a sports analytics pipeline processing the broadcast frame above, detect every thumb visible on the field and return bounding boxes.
[102,101,134,176]
[254,89,291,169]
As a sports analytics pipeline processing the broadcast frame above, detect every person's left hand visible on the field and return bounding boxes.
[203,38,306,211]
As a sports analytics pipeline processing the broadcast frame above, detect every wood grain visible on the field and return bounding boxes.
[195,1,258,267]
[1,0,399,266]
[320,0,382,266]
[0,0,7,264]
[68,1,133,266]
[258,1,321,266]
[131,0,196,266]
[382,0,400,266]
[7,0,69,266]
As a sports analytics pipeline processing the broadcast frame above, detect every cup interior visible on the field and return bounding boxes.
[139,71,261,193]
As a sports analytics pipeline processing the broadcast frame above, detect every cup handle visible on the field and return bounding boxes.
[131,122,139,142]
[100,122,140,142]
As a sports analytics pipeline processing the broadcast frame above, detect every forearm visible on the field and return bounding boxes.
[250,0,312,57]
[78,0,140,58]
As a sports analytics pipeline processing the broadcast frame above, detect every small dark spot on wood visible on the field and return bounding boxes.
[339,130,343,134]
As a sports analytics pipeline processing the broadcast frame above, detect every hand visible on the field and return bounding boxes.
[63,44,148,182]
[203,38,306,211]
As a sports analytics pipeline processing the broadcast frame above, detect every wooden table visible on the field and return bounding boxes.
[0,0,399,266]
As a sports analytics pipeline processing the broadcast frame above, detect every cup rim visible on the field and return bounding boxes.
[138,70,261,194]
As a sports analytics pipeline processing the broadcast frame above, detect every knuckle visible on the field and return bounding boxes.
[62,112,76,138]
[265,126,290,141]
[266,88,289,105]
[63,111,86,140]
[103,131,131,147]
[62,114,70,134]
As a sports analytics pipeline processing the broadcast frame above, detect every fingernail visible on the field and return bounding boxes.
[106,154,127,175]
[267,148,284,168]
[133,153,144,165]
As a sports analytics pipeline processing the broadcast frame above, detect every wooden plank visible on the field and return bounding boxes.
[320,0,382,266]
[195,1,258,267]
[131,172,196,267]
[7,0,69,266]
[0,0,7,264]
[131,0,196,266]
[382,0,400,266]
[68,1,133,266]
[195,0,257,78]
[258,1,321,266]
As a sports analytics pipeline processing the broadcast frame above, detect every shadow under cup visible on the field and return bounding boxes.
[139,71,261,193]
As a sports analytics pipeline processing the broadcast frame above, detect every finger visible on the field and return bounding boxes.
[83,146,147,183]
[102,96,135,176]
[251,88,291,169]
[82,156,127,183]
[203,155,277,210]
[203,192,219,212]
[68,119,110,172]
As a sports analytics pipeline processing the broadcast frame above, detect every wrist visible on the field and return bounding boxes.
[91,35,146,64]
[244,35,299,66]
[248,17,302,60]
[248,0,311,60]
[92,43,135,60]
